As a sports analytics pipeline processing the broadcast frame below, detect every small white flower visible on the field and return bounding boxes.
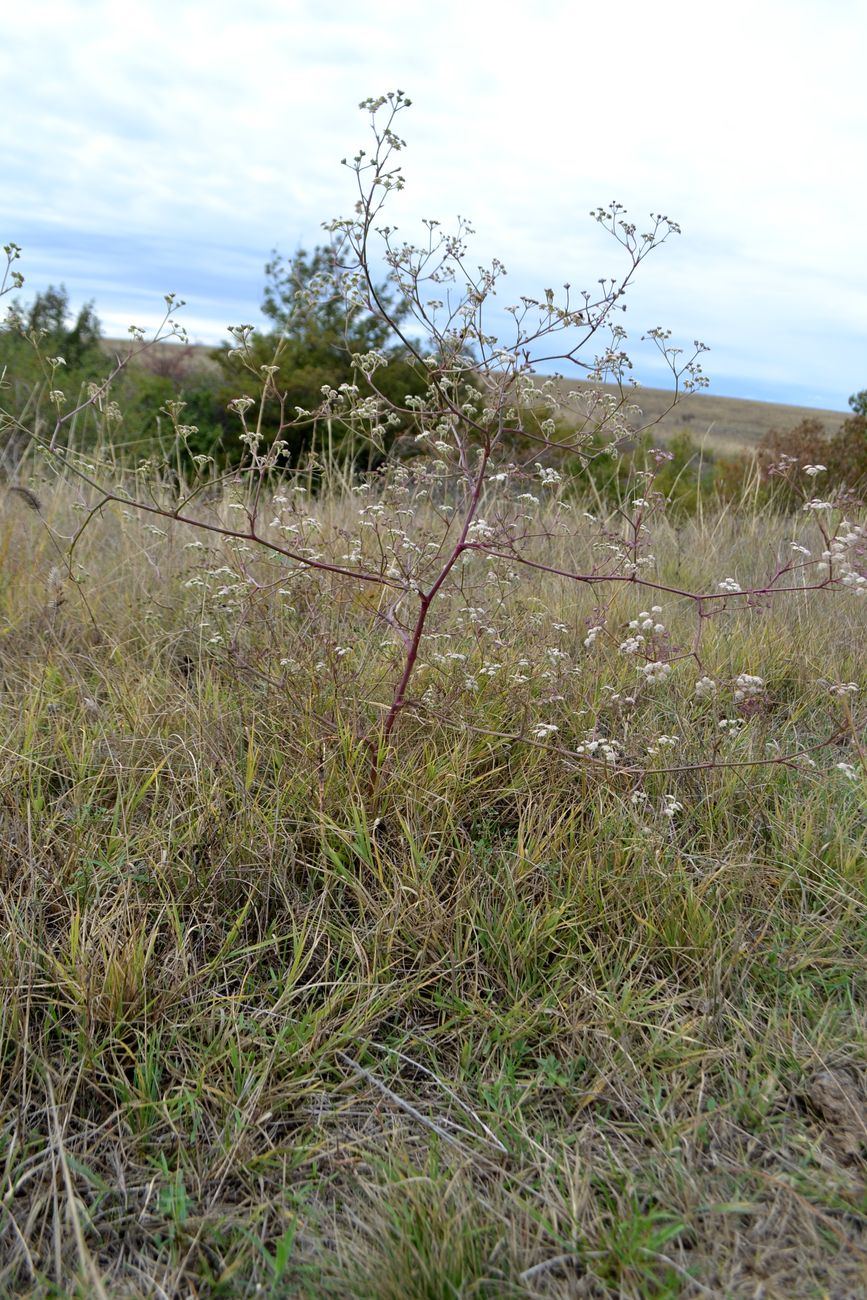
[639,661,672,684]
[836,762,858,780]
[803,464,827,476]
[695,675,717,699]
[619,636,644,655]
[733,673,765,702]
[536,464,562,485]
[717,577,742,594]
[532,722,559,740]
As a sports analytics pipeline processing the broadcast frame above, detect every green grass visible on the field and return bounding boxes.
[0,464,864,1298]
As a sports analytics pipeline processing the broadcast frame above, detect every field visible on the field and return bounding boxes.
[100,339,851,464]
[519,376,850,461]
[0,452,864,1299]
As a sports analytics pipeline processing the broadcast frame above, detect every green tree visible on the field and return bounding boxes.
[848,388,867,418]
[1,284,106,461]
[23,284,102,367]
[1,283,103,374]
[213,245,429,466]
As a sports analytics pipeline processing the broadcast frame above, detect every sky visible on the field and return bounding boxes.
[2,0,866,411]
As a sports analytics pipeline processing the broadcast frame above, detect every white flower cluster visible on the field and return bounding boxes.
[620,607,666,659]
[828,681,859,697]
[575,735,621,763]
[717,577,742,594]
[823,520,866,594]
[628,607,665,633]
[694,675,717,699]
[532,722,559,740]
[619,635,644,656]
[535,463,562,485]
[639,661,672,684]
[583,625,604,648]
[629,789,683,819]
[733,674,765,702]
[646,734,679,756]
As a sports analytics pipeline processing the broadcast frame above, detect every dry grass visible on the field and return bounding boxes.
[0,460,864,1298]
[529,376,849,459]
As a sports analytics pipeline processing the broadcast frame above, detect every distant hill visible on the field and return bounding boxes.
[525,377,849,460]
[105,339,850,458]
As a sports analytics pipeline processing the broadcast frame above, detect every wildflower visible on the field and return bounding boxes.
[536,464,562,485]
[532,722,559,740]
[695,675,717,699]
[717,577,742,594]
[803,464,826,476]
[575,737,620,762]
[619,635,644,655]
[828,682,859,696]
[836,762,858,780]
[639,661,672,684]
[734,673,764,702]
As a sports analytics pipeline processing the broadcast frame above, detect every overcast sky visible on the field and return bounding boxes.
[2,0,866,410]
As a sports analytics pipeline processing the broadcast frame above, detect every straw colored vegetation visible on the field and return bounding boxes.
[533,377,850,460]
[0,461,864,1299]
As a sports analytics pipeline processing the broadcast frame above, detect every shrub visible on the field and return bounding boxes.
[2,93,863,798]
[717,404,867,509]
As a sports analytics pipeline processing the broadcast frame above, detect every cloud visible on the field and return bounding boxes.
[2,0,865,408]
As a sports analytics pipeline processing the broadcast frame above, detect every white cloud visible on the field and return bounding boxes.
[2,0,865,406]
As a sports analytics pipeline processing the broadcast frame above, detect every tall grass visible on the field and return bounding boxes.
[0,462,864,1298]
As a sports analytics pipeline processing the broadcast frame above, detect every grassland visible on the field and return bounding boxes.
[0,457,864,1299]
[522,377,850,462]
[101,338,851,463]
